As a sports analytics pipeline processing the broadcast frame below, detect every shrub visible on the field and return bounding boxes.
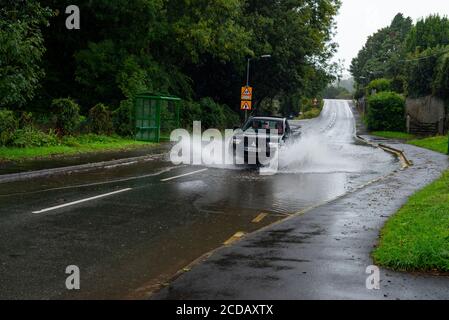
[52,98,81,135]
[88,103,113,135]
[301,98,313,112]
[113,100,134,137]
[181,100,202,129]
[180,98,240,130]
[300,108,322,120]
[366,78,392,95]
[12,127,59,148]
[222,104,240,128]
[0,109,18,146]
[367,91,405,131]
[389,76,406,94]
[198,98,226,129]
[61,136,81,147]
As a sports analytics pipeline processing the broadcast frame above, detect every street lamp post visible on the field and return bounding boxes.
[244,54,271,121]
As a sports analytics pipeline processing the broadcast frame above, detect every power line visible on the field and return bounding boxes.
[403,48,449,62]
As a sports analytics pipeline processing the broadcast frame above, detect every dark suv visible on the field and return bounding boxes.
[231,117,294,165]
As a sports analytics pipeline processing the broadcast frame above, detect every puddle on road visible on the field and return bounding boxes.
[191,130,398,216]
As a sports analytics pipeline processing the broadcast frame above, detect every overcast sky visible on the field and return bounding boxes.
[334,0,449,76]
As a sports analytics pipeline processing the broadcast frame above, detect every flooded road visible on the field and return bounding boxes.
[0,100,397,299]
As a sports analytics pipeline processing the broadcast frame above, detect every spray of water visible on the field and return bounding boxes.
[278,133,361,174]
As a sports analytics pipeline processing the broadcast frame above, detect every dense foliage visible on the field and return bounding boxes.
[0,0,341,146]
[366,92,405,131]
[351,13,449,131]
[52,98,81,135]
[366,78,392,95]
[0,1,52,108]
[350,14,413,88]
[352,14,449,101]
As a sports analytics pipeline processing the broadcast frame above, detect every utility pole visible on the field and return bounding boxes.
[243,55,271,122]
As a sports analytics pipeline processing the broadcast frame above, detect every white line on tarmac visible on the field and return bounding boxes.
[32,188,133,214]
[160,169,208,182]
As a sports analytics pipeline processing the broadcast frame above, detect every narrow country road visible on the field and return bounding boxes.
[0,100,398,299]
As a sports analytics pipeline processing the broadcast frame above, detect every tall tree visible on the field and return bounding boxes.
[350,13,413,87]
[0,0,52,108]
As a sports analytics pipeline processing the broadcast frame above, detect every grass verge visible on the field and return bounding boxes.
[373,133,449,273]
[371,131,416,140]
[373,170,449,272]
[0,135,154,161]
[408,135,448,154]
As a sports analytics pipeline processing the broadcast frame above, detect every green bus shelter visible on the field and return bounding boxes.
[134,93,181,143]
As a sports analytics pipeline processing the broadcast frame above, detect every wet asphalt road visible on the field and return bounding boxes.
[0,100,397,299]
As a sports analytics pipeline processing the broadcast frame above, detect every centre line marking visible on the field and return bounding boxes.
[252,212,268,223]
[160,168,208,182]
[32,188,132,214]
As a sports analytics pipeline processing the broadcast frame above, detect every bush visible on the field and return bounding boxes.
[390,76,406,94]
[52,98,81,135]
[366,78,392,95]
[180,98,240,130]
[367,91,405,131]
[300,98,313,113]
[0,109,18,146]
[88,103,113,135]
[198,98,226,129]
[113,100,134,137]
[181,100,202,129]
[222,104,240,128]
[300,108,322,119]
[12,127,59,148]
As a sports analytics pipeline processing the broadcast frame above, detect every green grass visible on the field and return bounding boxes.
[373,170,449,272]
[408,135,449,154]
[0,135,154,161]
[371,131,416,140]
[297,107,322,120]
[373,133,449,273]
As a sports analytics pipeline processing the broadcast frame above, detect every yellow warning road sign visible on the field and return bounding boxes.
[241,100,252,110]
[241,86,253,101]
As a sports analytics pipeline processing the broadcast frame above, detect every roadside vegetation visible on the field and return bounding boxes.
[296,98,324,120]
[0,135,151,161]
[371,131,448,154]
[351,14,449,133]
[372,132,449,273]
[373,168,449,273]
[408,136,449,154]
[371,131,415,140]
[0,1,342,162]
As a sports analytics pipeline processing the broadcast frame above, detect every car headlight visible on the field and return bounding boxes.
[268,142,279,148]
[234,138,243,145]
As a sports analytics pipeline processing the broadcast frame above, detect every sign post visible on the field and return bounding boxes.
[241,86,253,121]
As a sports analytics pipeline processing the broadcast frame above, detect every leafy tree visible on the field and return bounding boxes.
[405,46,448,98]
[0,1,52,108]
[433,50,449,100]
[406,15,449,52]
[350,13,413,87]
[244,0,341,108]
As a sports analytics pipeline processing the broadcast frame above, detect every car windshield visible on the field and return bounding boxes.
[242,119,284,134]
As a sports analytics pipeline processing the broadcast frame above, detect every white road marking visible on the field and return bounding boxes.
[161,169,208,182]
[32,188,132,214]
